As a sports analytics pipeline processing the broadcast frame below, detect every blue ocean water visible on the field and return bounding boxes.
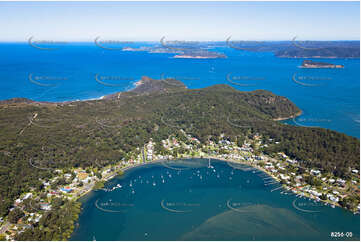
[70,159,360,241]
[0,42,359,137]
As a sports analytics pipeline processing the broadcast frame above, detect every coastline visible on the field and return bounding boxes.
[75,155,342,210]
[273,110,303,121]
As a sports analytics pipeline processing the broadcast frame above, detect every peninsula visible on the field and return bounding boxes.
[0,77,359,241]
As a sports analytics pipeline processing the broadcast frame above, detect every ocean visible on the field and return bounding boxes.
[1,43,358,240]
[0,42,359,137]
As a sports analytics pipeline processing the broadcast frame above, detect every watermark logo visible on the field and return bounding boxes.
[94,36,134,50]
[160,159,207,171]
[28,73,66,87]
[292,198,321,213]
[95,117,123,129]
[95,198,134,213]
[160,73,198,87]
[160,199,200,213]
[292,116,331,128]
[291,36,326,51]
[226,36,264,51]
[160,36,200,51]
[160,114,187,130]
[291,36,335,56]
[227,115,273,129]
[292,72,331,87]
[28,155,64,171]
[226,73,264,87]
[28,36,67,50]
[227,161,257,172]
[95,73,135,87]
[226,200,252,213]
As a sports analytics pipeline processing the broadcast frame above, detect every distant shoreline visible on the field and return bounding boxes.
[273,110,303,121]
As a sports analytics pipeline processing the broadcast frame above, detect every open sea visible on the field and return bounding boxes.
[0,42,359,137]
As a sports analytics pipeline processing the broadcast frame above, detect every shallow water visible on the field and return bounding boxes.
[70,159,360,241]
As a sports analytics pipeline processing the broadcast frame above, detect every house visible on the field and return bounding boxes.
[310,169,321,176]
[23,193,33,200]
[64,173,72,179]
[280,174,290,180]
[15,198,22,205]
[336,178,346,186]
[60,187,72,193]
[287,159,297,164]
[77,172,88,181]
[327,194,339,202]
[40,203,52,211]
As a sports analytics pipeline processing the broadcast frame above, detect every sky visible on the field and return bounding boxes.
[0,1,359,42]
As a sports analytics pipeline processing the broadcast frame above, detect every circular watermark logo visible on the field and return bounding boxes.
[159,73,198,87]
[160,36,201,51]
[95,116,123,129]
[227,114,273,129]
[95,198,134,213]
[292,72,331,87]
[94,36,134,50]
[226,36,264,51]
[226,200,253,213]
[28,36,67,50]
[95,73,135,87]
[226,72,264,87]
[28,157,58,171]
[291,36,326,51]
[290,36,336,57]
[26,73,70,100]
[28,73,66,87]
[291,116,331,128]
[160,159,207,171]
[160,199,200,213]
[227,161,257,172]
[292,197,321,213]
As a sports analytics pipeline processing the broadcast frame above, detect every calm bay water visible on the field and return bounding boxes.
[70,159,360,241]
[0,43,359,137]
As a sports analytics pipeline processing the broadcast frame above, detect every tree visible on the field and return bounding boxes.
[95,172,102,179]
[8,208,24,224]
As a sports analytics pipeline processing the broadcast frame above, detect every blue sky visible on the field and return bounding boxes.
[0,1,359,41]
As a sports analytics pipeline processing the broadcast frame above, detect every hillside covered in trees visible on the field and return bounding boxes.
[0,76,359,219]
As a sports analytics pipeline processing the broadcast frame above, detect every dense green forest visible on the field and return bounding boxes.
[0,76,359,221]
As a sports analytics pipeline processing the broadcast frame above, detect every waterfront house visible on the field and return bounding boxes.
[60,187,72,193]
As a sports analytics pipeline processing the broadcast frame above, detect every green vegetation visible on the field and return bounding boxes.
[0,76,359,239]
[93,181,105,190]
[8,208,24,224]
[14,200,81,241]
